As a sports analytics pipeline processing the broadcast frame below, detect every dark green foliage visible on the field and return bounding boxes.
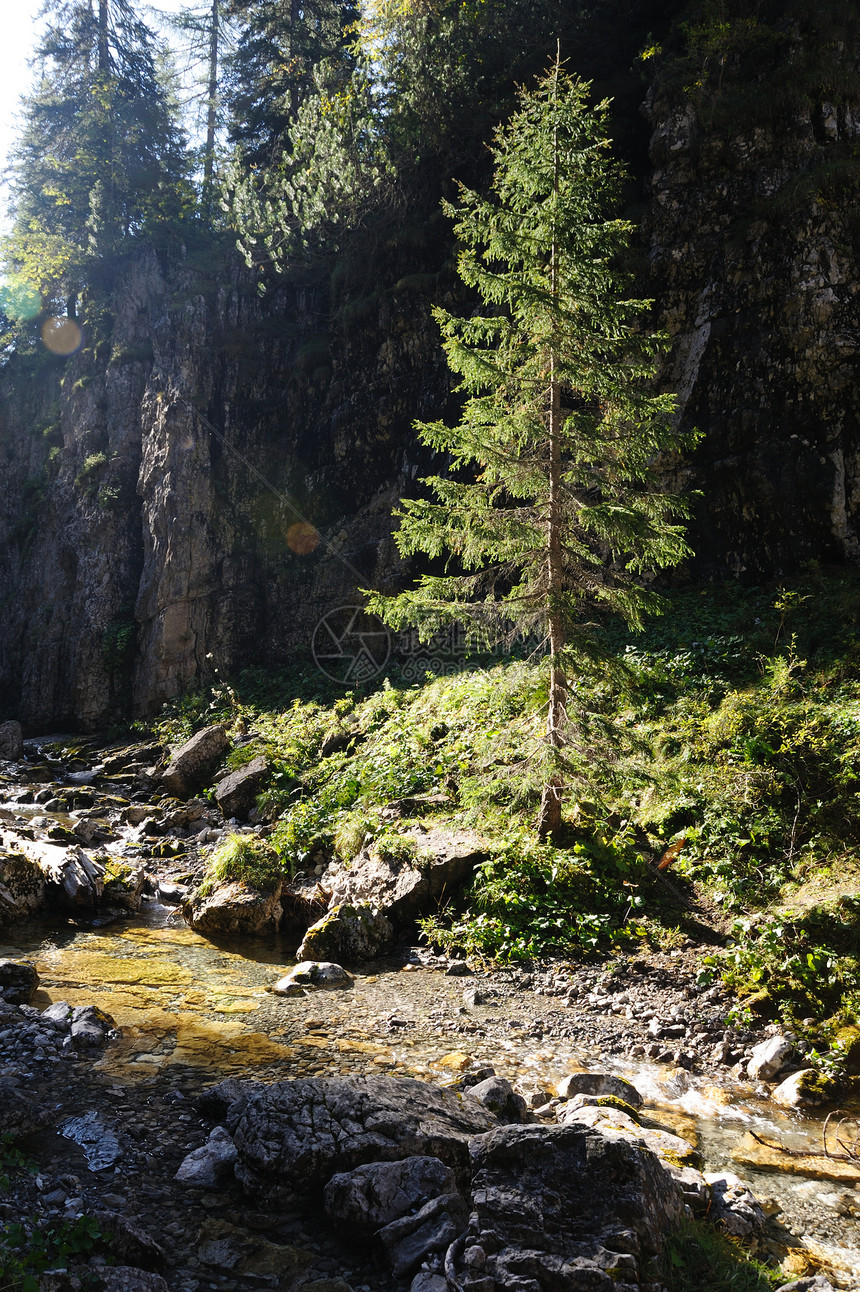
[0,1215,102,1292]
[652,0,860,136]
[3,0,190,309]
[663,1219,779,1291]
[225,0,360,166]
[369,63,692,647]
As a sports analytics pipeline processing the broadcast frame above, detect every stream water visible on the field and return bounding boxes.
[2,742,860,1285]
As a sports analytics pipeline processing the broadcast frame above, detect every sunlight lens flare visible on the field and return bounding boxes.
[0,277,41,322]
[287,521,321,555]
[41,315,83,355]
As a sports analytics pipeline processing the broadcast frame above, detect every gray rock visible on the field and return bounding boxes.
[379,1190,469,1276]
[0,851,45,922]
[409,1276,447,1292]
[0,722,23,762]
[297,903,393,965]
[215,757,270,819]
[94,1269,170,1292]
[225,1075,496,1193]
[771,1068,833,1108]
[451,1122,684,1290]
[662,1162,711,1214]
[747,1034,795,1082]
[703,1172,766,1238]
[35,842,105,909]
[0,1077,55,1139]
[42,1001,73,1027]
[89,1211,166,1270]
[558,1102,699,1167]
[774,1278,836,1292]
[554,1071,643,1108]
[0,958,39,1004]
[70,1004,115,1047]
[175,1125,239,1187]
[466,1077,529,1124]
[324,1156,459,1231]
[155,880,188,905]
[272,961,353,995]
[160,725,229,798]
[184,880,284,938]
[325,827,486,928]
[60,1111,122,1171]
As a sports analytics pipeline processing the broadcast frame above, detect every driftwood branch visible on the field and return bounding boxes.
[747,1118,859,1164]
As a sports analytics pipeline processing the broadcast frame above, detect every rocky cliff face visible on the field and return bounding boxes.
[1,75,859,730]
[0,251,447,729]
[645,88,860,576]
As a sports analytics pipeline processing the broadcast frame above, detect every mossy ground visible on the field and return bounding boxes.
[148,567,860,1065]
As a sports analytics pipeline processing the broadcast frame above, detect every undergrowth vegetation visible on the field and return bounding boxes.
[151,567,860,1051]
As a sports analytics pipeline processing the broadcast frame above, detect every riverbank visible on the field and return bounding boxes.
[0,901,858,1289]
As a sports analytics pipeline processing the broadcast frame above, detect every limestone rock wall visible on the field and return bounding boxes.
[0,250,446,729]
[645,90,860,577]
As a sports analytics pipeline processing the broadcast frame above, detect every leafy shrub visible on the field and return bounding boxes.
[0,1215,102,1292]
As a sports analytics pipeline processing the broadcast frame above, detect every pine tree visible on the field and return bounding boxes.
[367,57,696,840]
[224,0,359,167]
[4,0,188,309]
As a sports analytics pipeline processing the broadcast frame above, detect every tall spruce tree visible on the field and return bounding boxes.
[4,0,187,310]
[367,57,695,840]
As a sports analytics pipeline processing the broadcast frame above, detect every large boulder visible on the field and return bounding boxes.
[184,880,284,938]
[325,1156,458,1230]
[223,1075,496,1193]
[160,725,229,798]
[0,959,39,1004]
[326,826,485,927]
[555,1071,643,1109]
[0,1076,56,1139]
[2,837,106,910]
[175,1126,239,1187]
[0,849,46,922]
[0,721,24,762]
[296,902,393,965]
[37,843,106,909]
[215,757,270,819]
[450,1122,685,1291]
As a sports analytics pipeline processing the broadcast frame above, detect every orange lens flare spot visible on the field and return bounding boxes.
[41,316,83,355]
[287,522,320,555]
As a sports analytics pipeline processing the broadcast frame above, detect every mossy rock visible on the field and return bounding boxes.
[834,1025,860,1073]
[296,902,394,966]
[740,988,780,1019]
[594,1095,641,1122]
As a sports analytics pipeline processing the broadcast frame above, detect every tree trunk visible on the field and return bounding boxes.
[537,53,566,843]
[537,366,566,841]
[203,0,219,189]
[98,0,109,71]
[289,0,301,121]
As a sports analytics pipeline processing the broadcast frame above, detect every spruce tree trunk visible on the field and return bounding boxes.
[203,0,219,188]
[538,365,566,841]
[98,0,109,70]
[289,0,301,120]
[537,54,566,843]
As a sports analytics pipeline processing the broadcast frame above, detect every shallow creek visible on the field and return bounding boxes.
[2,744,860,1285]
